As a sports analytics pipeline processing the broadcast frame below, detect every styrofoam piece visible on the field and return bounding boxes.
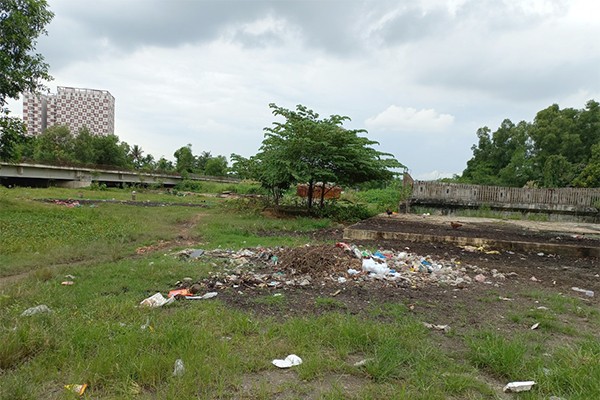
[272,354,303,368]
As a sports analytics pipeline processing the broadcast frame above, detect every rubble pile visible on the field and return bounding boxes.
[169,242,509,294]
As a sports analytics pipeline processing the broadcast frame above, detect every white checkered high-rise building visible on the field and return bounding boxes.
[23,86,115,135]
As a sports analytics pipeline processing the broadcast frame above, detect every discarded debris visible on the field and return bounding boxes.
[530,322,540,330]
[140,293,175,308]
[353,358,373,367]
[140,317,154,332]
[173,359,185,376]
[572,287,594,297]
[423,322,450,333]
[21,305,52,317]
[186,292,218,300]
[272,354,303,369]
[168,288,193,298]
[160,243,514,300]
[503,381,535,393]
[64,383,88,396]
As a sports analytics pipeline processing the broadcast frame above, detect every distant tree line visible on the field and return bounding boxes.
[0,124,230,176]
[460,100,600,188]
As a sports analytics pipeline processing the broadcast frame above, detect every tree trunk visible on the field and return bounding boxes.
[319,182,327,208]
[307,179,314,209]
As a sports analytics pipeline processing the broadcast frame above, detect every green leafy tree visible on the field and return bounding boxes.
[0,0,53,106]
[257,103,403,208]
[174,144,196,173]
[72,127,96,164]
[204,155,228,176]
[462,100,600,187]
[196,151,212,172]
[573,143,600,187]
[156,157,175,173]
[32,125,74,163]
[0,109,26,161]
[0,0,53,161]
[229,153,259,179]
[92,134,129,168]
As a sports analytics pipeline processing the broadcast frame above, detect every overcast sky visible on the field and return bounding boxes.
[7,0,600,180]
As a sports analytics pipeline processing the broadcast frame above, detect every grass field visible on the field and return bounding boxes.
[1,186,599,399]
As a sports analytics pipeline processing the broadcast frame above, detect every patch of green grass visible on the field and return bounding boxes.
[315,297,347,311]
[197,206,332,249]
[538,338,600,398]
[466,329,538,380]
[0,194,199,277]
[252,294,287,308]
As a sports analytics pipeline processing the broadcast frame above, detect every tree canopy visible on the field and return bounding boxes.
[232,103,404,207]
[0,0,53,107]
[461,100,600,187]
[0,0,53,161]
[173,144,229,176]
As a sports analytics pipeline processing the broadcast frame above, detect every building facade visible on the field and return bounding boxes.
[23,86,115,136]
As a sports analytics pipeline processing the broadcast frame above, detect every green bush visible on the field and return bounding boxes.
[313,202,374,223]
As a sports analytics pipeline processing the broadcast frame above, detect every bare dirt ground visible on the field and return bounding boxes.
[207,214,600,340]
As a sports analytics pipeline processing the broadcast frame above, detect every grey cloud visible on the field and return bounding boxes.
[45,0,369,54]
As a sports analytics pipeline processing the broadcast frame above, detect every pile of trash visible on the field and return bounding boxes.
[165,242,507,294]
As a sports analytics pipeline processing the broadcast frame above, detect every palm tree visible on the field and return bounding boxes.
[130,145,144,169]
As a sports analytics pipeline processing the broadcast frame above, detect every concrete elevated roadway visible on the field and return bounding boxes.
[0,162,238,188]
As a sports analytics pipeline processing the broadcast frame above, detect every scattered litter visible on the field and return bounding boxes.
[423,322,450,333]
[503,381,535,393]
[64,383,88,396]
[331,289,341,297]
[21,305,52,316]
[189,249,205,259]
[537,306,548,310]
[572,287,594,297]
[353,358,373,367]
[173,359,185,376]
[186,292,218,300]
[159,243,514,300]
[141,317,153,331]
[362,258,390,275]
[168,288,193,298]
[530,276,539,282]
[499,297,514,301]
[272,354,303,369]
[64,274,76,279]
[140,293,175,308]
[61,281,74,286]
[530,322,540,330]
[53,199,81,208]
